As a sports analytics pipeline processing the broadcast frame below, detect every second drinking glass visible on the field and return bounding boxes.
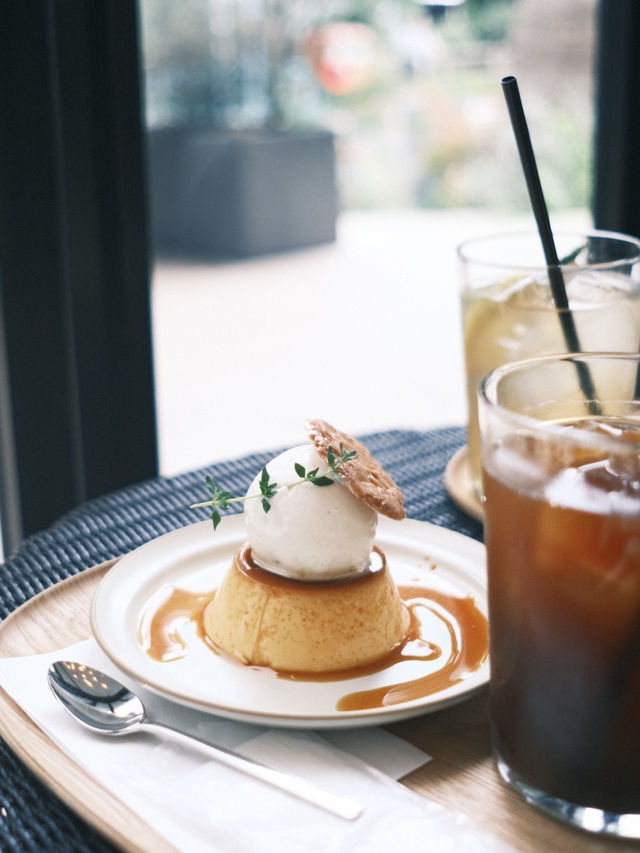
[457,229,640,500]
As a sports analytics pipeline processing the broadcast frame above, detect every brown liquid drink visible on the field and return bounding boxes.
[479,354,640,836]
[484,431,640,812]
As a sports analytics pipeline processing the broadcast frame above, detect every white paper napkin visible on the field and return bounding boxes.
[0,639,514,852]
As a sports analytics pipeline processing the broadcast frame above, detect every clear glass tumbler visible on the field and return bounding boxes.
[479,352,640,837]
[459,230,640,498]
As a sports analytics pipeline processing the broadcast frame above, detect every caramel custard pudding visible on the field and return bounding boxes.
[203,544,409,673]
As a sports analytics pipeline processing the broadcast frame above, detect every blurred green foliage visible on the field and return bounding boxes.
[140,0,592,213]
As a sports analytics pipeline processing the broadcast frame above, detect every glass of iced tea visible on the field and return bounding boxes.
[479,352,640,837]
[459,230,640,498]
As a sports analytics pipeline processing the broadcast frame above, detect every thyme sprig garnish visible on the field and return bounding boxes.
[191,443,357,529]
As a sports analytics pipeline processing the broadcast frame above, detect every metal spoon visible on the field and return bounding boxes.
[47,660,363,820]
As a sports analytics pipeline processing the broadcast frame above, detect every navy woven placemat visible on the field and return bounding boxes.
[0,426,480,852]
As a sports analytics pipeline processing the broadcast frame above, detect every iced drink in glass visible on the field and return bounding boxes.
[479,353,640,836]
[459,230,640,497]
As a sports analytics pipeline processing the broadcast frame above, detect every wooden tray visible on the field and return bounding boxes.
[0,562,635,853]
[0,562,177,853]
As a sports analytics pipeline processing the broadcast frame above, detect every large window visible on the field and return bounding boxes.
[139,0,599,476]
[140,0,596,216]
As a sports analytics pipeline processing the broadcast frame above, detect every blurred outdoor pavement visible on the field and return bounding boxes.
[152,206,589,476]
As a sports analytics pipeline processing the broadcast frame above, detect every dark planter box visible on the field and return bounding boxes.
[147,127,338,258]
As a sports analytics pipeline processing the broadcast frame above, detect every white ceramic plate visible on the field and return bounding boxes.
[91,517,488,728]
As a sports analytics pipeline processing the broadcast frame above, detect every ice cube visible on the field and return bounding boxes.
[565,270,636,307]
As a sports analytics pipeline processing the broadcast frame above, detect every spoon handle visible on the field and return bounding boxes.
[141,721,363,820]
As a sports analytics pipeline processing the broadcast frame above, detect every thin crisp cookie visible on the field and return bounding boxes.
[306,418,406,520]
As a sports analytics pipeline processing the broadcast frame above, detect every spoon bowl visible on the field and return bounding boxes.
[47,660,363,820]
[49,661,145,733]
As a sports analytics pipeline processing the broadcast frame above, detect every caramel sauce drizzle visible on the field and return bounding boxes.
[138,585,211,662]
[138,568,488,711]
[234,544,387,589]
[337,586,487,710]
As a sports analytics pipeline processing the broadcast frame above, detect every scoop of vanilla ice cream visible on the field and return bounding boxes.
[244,444,377,580]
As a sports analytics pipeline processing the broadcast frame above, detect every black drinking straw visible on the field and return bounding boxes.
[501,75,600,413]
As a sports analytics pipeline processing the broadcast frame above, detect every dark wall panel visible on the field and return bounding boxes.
[0,1,157,553]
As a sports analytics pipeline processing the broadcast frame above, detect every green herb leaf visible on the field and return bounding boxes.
[325,442,356,484]
[309,475,334,486]
[326,446,337,469]
[205,475,230,509]
[192,443,358,530]
[259,466,278,498]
